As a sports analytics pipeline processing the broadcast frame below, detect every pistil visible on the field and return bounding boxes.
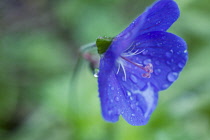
[120,56,153,78]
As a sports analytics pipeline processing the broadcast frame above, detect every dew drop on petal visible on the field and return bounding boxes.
[167,72,178,82]
[108,109,113,115]
[162,84,169,89]
[123,32,131,39]
[93,69,99,77]
[111,87,115,90]
[130,96,134,100]
[94,73,98,77]
[131,113,135,116]
[130,74,138,83]
[143,59,152,65]
[142,49,148,55]
[135,42,141,46]
[162,36,166,39]
[178,62,185,68]
[130,104,136,110]
[154,69,161,75]
[150,51,155,56]
[127,91,131,96]
[114,96,120,102]
[122,77,126,81]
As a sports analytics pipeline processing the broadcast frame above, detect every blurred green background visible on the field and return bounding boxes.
[0,0,209,140]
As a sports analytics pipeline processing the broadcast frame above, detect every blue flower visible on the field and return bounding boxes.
[97,0,188,126]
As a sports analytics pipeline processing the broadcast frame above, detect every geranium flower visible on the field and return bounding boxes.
[97,0,188,126]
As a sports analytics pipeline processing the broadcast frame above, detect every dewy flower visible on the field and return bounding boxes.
[96,0,188,126]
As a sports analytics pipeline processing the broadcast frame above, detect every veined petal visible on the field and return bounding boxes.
[117,0,180,40]
[98,56,121,122]
[98,57,159,125]
[123,31,188,91]
[120,83,158,126]
[107,0,180,58]
[116,68,159,125]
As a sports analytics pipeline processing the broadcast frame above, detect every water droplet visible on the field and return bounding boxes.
[143,59,152,65]
[127,91,131,96]
[162,84,169,89]
[130,104,136,109]
[130,96,134,100]
[114,96,119,102]
[178,62,185,68]
[184,50,187,53]
[142,50,148,55]
[150,51,155,56]
[94,73,98,77]
[157,43,163,47]
[130,74,138,83]
[111,87,115,90]
[154,69,161,75]
[123,32,131,39]
[131,113,135,116]
[130,117,133,122]
[135,42,141,46]
[156,20,161,24]
[176,51,181,55]
[93,69,99,77]
[167,72,178,82]
[108,109,113,115]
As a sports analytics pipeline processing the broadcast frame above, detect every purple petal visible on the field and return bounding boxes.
[107,0,180,58]
[120,84,158,126]
[98,55,159,125]
[116,71,159,125]
[98,57,120,122]
[117,0,180,39]
[123,31,188,90]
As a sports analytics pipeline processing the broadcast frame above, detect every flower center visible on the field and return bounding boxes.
[120,56,153,78]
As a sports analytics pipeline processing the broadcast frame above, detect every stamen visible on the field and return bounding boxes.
[116,63,121,74]
[120,56,153,78]
[116,60,127,81]
[122,48,145,57]
[121,63,127,81]
[142,73,151,78]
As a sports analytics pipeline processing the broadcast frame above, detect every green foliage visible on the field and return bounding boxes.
[0,0,210,140]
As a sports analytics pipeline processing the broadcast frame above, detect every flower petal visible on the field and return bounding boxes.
[117,0,180,39]
[98,57,159,125]
[98,57,121,122]
[123,31,188,91]
[116,72,159,125]
[108,0,180,58]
